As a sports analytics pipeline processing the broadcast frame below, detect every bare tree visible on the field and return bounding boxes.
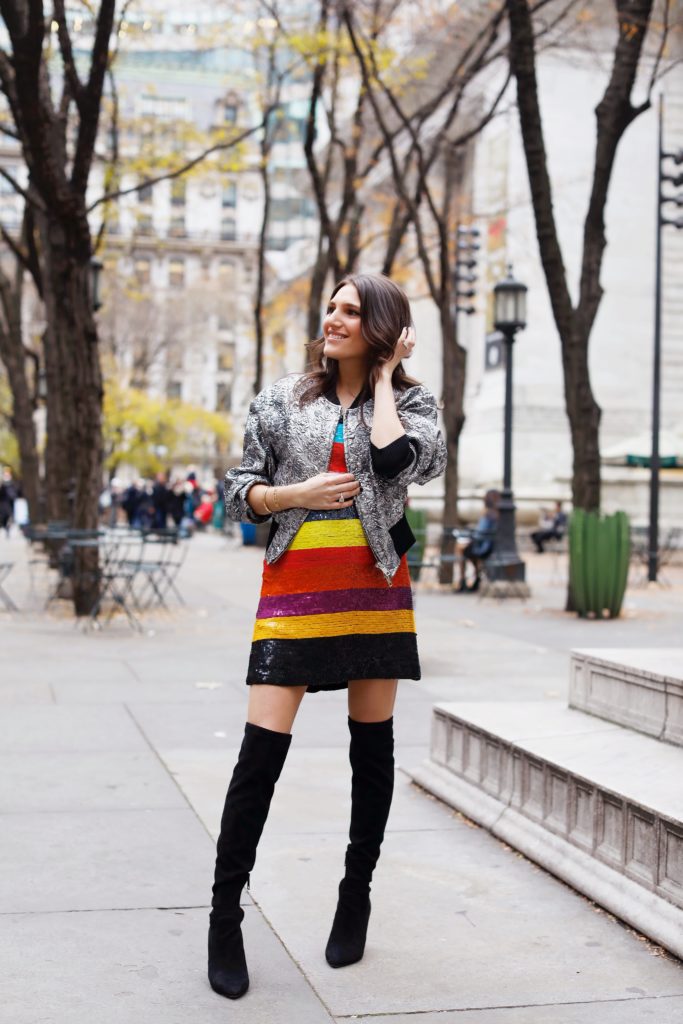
[343,0,511,579]
[506,0,676,511]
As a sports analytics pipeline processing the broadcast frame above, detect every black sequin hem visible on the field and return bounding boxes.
[246,632,421,693]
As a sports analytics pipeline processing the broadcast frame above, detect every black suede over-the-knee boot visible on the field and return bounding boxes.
[208,722,291,999]
[325,716,394,968]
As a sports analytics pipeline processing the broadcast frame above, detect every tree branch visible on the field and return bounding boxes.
[0,223,28,270]
[0,121,19,140]
[87,120,267,212]
[0,166,46,210]
[71,0,117,195]
[506,0,574,334]
[53,0,86,112]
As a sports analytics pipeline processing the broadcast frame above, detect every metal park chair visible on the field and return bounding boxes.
[0,562,17,611]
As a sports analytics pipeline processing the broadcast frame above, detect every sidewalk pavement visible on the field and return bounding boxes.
[1,530,682,1023]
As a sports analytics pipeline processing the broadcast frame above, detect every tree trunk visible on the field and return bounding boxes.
[507,0,655,514]
[563,323,602,511]
[41,216,103,613]
[307,230,332,346]
[438,304,466,584]
[254,155,271,394]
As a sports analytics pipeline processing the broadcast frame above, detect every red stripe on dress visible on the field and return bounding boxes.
[328,441,346,473]
[257,586,413,619]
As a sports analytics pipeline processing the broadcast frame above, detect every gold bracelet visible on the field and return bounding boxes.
[262,487,274,515]
[271,486,282,512]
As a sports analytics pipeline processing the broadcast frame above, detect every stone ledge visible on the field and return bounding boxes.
[410,759,683,962]
[410,702,683,961]
[570,648,683,746]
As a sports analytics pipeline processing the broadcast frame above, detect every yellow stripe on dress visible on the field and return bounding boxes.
[253,608,416,642]
[288,518,368,551]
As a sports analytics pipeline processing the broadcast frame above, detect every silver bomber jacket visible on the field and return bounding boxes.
[224,374,447,583]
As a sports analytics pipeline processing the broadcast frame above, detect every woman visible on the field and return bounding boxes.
[209,273,446,1000]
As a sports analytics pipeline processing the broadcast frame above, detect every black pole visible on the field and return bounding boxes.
[484,325,527,589]
[502,329,514,492]
[648,96,664,583]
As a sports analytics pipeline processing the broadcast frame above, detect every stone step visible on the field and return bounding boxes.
[410,701,683,961]
[570,648,683,746]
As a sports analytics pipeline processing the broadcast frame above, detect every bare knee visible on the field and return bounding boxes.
[247,684,307,733]
[347,678,398,723]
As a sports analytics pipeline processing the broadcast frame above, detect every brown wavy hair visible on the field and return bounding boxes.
[296,273,419,406]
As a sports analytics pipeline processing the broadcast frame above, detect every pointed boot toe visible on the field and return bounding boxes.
[208,924,249,999]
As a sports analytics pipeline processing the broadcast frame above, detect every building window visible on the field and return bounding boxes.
[170,178,186,206]
[217,343,235,371]
[139,94,191,122]
[222,181,237,208]
[136,213,154,235]
[220,215,236,241]
[169,259,185,287]
[135,258,151,286]
[270,197,303,221]
[169,215,186,238]
[167,380,182,400]
[223,103,237,124]
[137,180,153,203]
[216,382,232,411]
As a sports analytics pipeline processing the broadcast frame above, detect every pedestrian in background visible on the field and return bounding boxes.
[208,273,446,1000]
[455,489,500,592]
[0,467,18,537]
[151,472,169,530]
[531,500,567,553]
[121,481,142,528]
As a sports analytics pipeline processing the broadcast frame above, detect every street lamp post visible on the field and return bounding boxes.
[483,266,530,597]
[648,95,683,583]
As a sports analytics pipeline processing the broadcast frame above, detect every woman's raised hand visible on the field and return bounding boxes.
[379,325,416,378]
[295,472,360,510]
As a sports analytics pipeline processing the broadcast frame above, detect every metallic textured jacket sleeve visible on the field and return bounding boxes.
[388,385,447,488]
[224,398,274,524]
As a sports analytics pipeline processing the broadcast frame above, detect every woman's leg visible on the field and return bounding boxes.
[248,682,308,732]
[325,678,398,968]
[209,684,306,999]
[455,539,469,589]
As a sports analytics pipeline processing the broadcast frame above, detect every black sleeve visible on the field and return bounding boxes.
[370,434,414,479]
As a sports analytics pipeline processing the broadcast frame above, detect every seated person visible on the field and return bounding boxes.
[456,490,499,592]
[531,500,567,553]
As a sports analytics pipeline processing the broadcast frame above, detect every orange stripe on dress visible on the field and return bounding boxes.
[261,551,412,596]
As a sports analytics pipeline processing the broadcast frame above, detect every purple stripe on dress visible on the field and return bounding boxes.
[256,586,413,619]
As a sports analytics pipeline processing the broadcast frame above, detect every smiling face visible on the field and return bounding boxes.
[322,284,370,365]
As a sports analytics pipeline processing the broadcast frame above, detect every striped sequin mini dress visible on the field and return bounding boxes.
[247,415,420,692]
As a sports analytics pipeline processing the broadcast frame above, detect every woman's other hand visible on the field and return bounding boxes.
[295,472,360,510]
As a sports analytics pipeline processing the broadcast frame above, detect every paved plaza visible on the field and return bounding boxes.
[1,531,682,1023]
